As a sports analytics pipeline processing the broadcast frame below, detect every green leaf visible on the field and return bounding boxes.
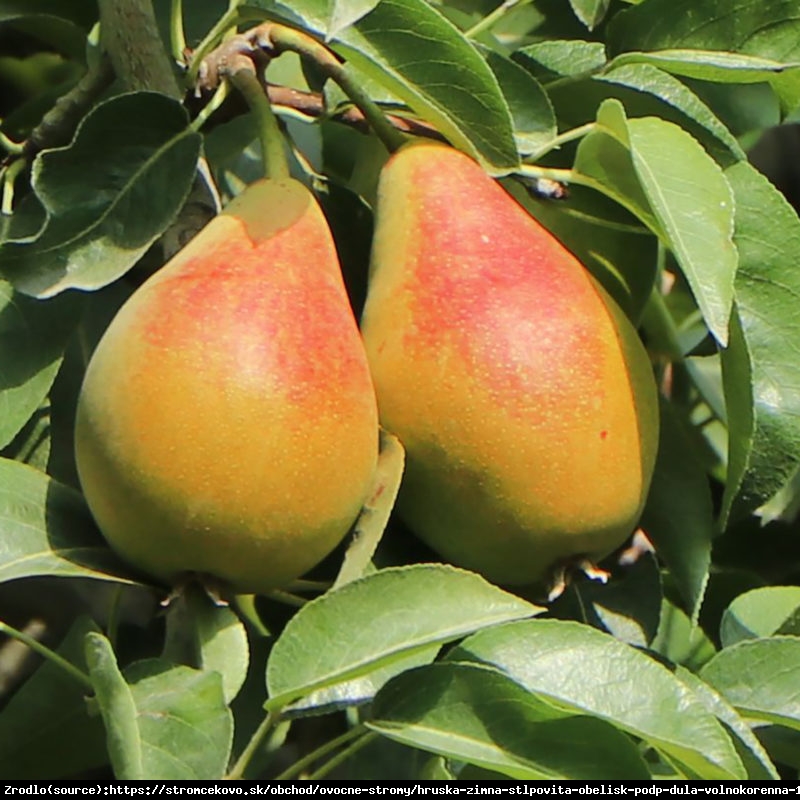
[0,92,201,298]
[0,281,82,448]
[720,587,800,648]
[515,39,607,81]
[265,564,541,708]
[453,619,745,779]
[163,585,250,704]
[720,161,800,521]
[87,635,234,780]
[610,49,800,84]
[607,0,800,114]
[326,0,380,39]
[334,430,405,589]
[0,616,107,779]
[85,632,143,779]
[287,647,439,717]
[568,0,611,31]
[609,0,800,58]
[338,0,518,170]
[126,660,234,779]
[640,397,713,622]
[651,599,717,672]
[573,110,657,229]
[0,458,137,584]
[481,49,556,157]
[589,101,737,344]
[368,662,649,779]
[253,0,518,170]
[700,637,800,732]
[596,64,744,161]
[676,667,779,780]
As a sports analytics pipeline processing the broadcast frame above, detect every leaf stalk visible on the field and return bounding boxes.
[0,620,94,691]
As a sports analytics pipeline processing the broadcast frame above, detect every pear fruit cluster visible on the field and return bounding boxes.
[360,143,659,585]
[75,141,658,594]
[75,178,378,594]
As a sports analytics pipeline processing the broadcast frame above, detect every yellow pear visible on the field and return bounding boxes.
[360,143,659,585]
[75,178,379,594]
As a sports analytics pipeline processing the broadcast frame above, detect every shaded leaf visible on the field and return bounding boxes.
[2,402,52,471]
[453,619,745,778]
[0,92,201,297]
[0,616,106,779]
[720,161,800,522]
[0,282,82,448]
[607,0,800,114]
[701,637,800,732]
[609,0,800,59]
[550,554,662,647]
[0,458,138,585]
[369,662,649,779]
[641,397,713,622]
[0,0,96,28]
[266,564,541,708]
[163,584,250,704]
[481,49,556,156]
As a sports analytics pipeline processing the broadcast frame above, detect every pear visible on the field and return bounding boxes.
[360,143,659,585]
[75,178,379,594]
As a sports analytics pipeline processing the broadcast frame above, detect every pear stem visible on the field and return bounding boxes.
[227,67,290,181]
[524,122,596,163]
[264,25,407,154]
[169,0,187,65]
[519,164,663,239]
[187,3,263,86]
[1,158,25,214]
[0,125,24,155]
[265,588,309,608]
[0,619,94,691]
[189,81,230,133]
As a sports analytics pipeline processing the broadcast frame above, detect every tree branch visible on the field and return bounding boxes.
[98,0,181,98]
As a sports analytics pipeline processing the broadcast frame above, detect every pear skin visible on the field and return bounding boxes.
[360,143,659,585]
[75,179,379,594]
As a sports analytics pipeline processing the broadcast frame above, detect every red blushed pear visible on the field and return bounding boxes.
[75,179,379,595]
[360,143,659,586]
